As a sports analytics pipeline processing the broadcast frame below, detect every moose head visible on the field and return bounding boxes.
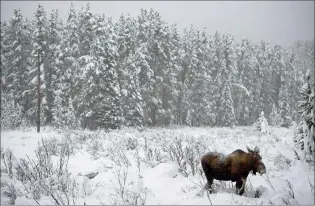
[246,146,266,175]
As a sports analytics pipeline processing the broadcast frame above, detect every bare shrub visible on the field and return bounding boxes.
[308,176,314,192]
[162,134,207,176]
[184,138,207,175]
[127,138,137,150]
[134,146,141,173]
[162,134,186,168]
[41,137,59,156]
[110,166,150,205]
[284,179,295,199]
[13,139,79,205]
[108,142,131,167]
[87,136,104,160]
[188,173,213,205]
[254,189,261,198]
[1,148,14,178]
[82,181,105,196]
[263,174,276,192]
[3,183,17,205]
[274,153,291,170]
[75,133,91,149]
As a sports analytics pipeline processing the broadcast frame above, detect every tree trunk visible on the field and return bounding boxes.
[37,52,41,133]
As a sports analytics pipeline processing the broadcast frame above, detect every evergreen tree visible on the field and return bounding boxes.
[211,31,225,126]
[220,34,237,127]
[4,10,33,123]
[45,9,62,124]
[256,41,273,121]
[28,4,48,129]
[221,78,236,128]
[235,38,257,125]
[115,14,143,126]
[74,14,121,129]
[294,69,314,156]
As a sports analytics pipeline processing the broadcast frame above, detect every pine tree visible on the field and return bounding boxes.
[220,34,237,127]
[1,21,9,92]
[221,79,236,128]
[256,41,273,121]
[28,4,48,131]
[115,14,143,126]
[211,31,225,126]
[74,14,121,129]
[4,10,33,124]
[235,38,257,125]
[270,103,282,127]
[187,28,211,126]
[1,92,23,130]
[294,69,314,156]
[78,3,94,56]
[45,9,62,124]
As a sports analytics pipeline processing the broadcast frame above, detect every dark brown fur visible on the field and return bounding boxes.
[201,149,266,195]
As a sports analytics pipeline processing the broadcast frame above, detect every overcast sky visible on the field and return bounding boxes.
[1,1,314,47]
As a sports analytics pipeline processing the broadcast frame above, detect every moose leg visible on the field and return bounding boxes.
[201,162,214,193]
[238,178,247,196]
[235,180,242,194]
[204,174,214,193]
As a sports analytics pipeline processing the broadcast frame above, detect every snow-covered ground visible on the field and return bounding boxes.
[1,126,314,205]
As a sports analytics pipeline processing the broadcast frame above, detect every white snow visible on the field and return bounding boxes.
[1,126,314,205]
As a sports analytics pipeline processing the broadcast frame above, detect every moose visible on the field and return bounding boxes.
[201,146,266,196]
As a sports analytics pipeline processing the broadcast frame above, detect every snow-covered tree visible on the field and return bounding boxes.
[294,69,314,156]
[1,92,23,130]
[221,79,236,128]
[3,10,33,124]
[255,41,273,120]
[256,111,269,135]
[45,9,63,124]
[28,4,48,131]
[187,28,211,126]
[235,38,257,125]
[115,14,143,126]
[74,14,121,129]
[269,103,282,127]
[77,3,95,56]
[219,34,237,127]
[52,90,78,129]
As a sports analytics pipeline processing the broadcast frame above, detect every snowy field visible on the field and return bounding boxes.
[1,126,314,205]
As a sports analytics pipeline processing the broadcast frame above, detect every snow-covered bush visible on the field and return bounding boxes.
[273,153,291,170]
[110,166,150,205]
[256,111,269,135]
[161,133,207,175]
[13,138,79,205]
[127,137,137,150]
[3,183,18,205]
[53,92,79,130]
[162,134,186,169]
[74,132,91,149]
[269,104,282,127]
[40,137,60,156]
[86,135,104,160]
[108,142,131,167]
[280,102,293,128]
[184,137,207,175]
[1,148,15,178]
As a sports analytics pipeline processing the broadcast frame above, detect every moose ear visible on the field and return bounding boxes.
[247,146,254,153]
[254,146,260,153]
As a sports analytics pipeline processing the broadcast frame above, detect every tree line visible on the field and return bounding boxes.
[1,3,314,132]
